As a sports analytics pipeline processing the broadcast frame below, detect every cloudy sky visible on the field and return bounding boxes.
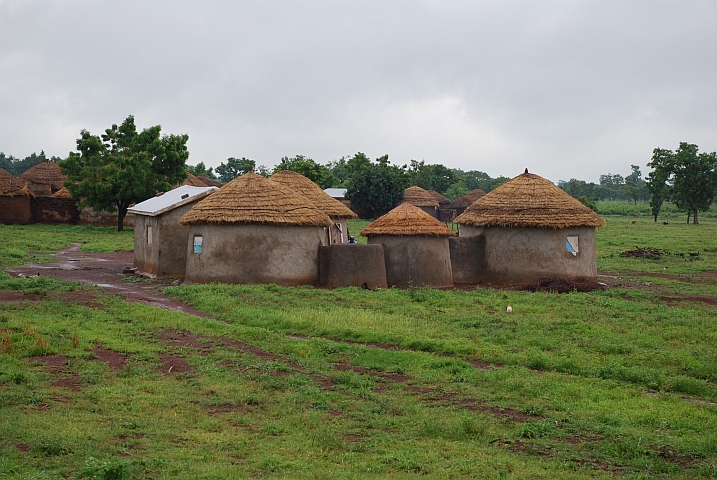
[1,1,716,184]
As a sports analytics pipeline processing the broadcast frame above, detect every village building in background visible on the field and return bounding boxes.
[129,185,218,278]
[455,169,606,283]
[0,167,33,224]
[179,172,333,285]
[361,202,456,288]
[402,186,440,218]
[19,160,66,196]
[270,169,357,243]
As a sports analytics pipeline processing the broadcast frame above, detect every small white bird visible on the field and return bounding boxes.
[506,305,513,313]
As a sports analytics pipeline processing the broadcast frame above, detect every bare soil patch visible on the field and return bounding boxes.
[6,246,210,318]
[28,355,83,391]
[14,443,30,452]
[0,291,44,303]
[206,404,241,415]
[91,346,128,371]
[156,353,194,375]
[659,295,717,306]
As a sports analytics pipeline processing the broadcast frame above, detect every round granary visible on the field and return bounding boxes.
[402,186,439,218]
[361,202,456,288]
[180,172,333,285]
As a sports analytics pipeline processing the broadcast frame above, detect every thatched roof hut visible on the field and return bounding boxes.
[180,172,333,285]
[449,188,487,211]
[361,202,456,238]
[0,168,33,224]
[270,170,356,219]
[0,168,29,195]
[270,169,357,243]
[455,171,605,229]
[19,161,67,195]
[52,187,72,199]
[182,172,209,187]
[197,176,223,188]
[403,186,439,207]
[427,190,451,206]
[180,172,332,227]
[454,169,606,282]
[361,203,455,288]
[402,186,439,218]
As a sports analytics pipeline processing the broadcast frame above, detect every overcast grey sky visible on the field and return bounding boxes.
[1,1,716,183]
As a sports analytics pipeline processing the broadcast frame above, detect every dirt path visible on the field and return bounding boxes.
[4,244,209,317]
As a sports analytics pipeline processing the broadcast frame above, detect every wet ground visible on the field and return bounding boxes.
[5,244,210,317]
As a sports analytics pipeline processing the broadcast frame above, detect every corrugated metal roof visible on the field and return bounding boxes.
[128,185,217,217]
[323,188,347,198]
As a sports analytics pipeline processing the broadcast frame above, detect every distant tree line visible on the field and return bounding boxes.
[558,165,650,205]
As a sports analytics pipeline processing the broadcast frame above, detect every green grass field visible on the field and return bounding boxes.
[1,215,717,478]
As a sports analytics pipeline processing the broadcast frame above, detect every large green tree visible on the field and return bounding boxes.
[215,157,256,182]
[274,155,336,188]
[647,143,717,224]
[59,115,189,231]
[346,159,404,218]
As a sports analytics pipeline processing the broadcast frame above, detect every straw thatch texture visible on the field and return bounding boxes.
[180,172,333,227]
[360,202,457,237]
[19,161,67,189]
[269,170,357,218]
[0,168,30,195]
[402,186,439,207]
[182,173,209,187]
[449,189,486,209]
[455,172,606,229]
[427,190,451,206]
[198,176,223,188]
[53,187,72,199]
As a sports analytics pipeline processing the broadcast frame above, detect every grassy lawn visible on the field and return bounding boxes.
[1,218,717,478]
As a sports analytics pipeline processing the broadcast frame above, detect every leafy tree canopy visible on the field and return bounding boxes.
[59,115,189,231]
[188,161,217,180]
[647,142,717,224]
[215,157,256,182]
[273,155,336,189]
[345,155,405,218]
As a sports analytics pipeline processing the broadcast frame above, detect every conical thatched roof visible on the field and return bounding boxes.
[182,172,209,187]
[450,189,486,209]
[402,186,439,208]
[427,190,451,206]
[53,187,73,198]
[198,176,223,188]
[360,202,457,237]
[179,171,333,227]
[0,168,28,194]
[455,170,606,229]
[269,169,357,219]
[19,161,66,189]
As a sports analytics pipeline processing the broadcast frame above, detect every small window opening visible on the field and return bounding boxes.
[566,236,579,256]
[193,235,203,254]
[147,226,153,245]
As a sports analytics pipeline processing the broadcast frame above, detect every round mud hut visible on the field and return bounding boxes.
[427,190,451,208]
[360,202,456,288]
[179,172,333,285]
[0,168,33,224]
[448,188,487,217]
[402,186,440,218]
[270,169,357,244]
[19,160,67,196]
[454,169,606,282]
